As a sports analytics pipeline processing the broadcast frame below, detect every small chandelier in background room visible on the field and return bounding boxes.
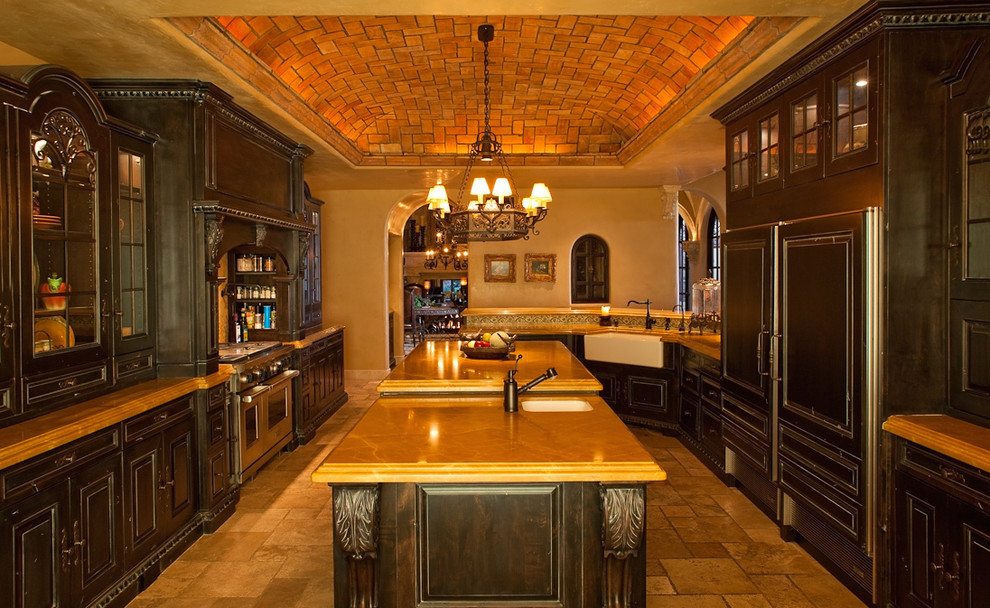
[424,232,468,271]
[427,24,551,242]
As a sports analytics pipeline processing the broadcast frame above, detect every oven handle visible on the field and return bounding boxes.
[266,369,300,386]
[240,384,271,403]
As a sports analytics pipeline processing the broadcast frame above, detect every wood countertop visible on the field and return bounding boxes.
[377,340,602,394]
[311,393,666,484]
[884,414,990,474]
[0,369,232,471]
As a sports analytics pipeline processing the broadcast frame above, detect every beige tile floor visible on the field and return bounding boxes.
[126,378,867,608]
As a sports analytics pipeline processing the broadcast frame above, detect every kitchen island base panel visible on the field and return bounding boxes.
[331,482,647,607]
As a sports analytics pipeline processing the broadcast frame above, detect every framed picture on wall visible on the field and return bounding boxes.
[484,254,516,282]
[524,253,556,282]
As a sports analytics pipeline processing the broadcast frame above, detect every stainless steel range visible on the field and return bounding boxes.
[219,342,298,482]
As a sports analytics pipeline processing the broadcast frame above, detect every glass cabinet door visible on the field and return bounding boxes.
[116,149,149,343]
[29,110,100,359]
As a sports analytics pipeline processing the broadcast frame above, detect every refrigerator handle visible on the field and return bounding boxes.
[757,329,770,377]
[769,333,783,382]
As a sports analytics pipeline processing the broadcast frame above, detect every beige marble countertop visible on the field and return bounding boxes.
[0,369,232,470]
[884,414,990,473]
[461,323,722,361]
[377,340,602,394]
[311,393,666,484]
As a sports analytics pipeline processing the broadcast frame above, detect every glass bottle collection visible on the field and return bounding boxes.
[231,252,278,343]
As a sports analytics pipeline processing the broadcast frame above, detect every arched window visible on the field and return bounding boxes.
[677,215,690,311]
[571,235,609,303]
[706,210,721,281]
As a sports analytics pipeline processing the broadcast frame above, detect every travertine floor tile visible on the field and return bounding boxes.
[662,557,758,594]
[127,374,865,608]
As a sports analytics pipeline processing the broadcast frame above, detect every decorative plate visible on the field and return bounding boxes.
[34,316,75,352]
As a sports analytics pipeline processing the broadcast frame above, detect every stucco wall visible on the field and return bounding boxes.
[317,182,723,376]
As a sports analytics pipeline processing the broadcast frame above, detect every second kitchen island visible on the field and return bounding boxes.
[313,341,664,607]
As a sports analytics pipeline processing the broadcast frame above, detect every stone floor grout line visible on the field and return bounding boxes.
[124,370,866,608]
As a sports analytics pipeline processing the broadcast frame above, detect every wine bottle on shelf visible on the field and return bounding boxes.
[233,313,242,343]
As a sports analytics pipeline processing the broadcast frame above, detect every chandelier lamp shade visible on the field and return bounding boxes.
[427,24,551,242]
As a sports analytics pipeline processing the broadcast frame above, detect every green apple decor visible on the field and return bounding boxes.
[40,273,70,310]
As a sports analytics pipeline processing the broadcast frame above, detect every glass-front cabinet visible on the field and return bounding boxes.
[950,56,990,422]
[300,183,323,332]
[110,131,156,382]
[4,66,156,424]
[26,107,106,374]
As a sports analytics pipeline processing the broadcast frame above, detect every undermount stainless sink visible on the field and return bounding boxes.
[584,332,665,368]
[520,398,593,412]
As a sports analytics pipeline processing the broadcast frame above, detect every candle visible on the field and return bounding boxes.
[601,305,611,316]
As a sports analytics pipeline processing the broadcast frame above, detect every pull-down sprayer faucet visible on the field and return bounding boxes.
[503,355,558,412]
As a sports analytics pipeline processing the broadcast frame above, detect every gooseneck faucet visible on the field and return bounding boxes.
[627,298,655,330]
[503,355,559,412]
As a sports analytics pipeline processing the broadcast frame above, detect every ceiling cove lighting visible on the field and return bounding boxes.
[427,24,551,242]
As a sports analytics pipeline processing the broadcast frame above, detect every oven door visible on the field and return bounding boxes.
[264,370,298,444]
[239,383,271,478]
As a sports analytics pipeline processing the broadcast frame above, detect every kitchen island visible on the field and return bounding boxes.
[313,345,664,607]
[378,339,602,394]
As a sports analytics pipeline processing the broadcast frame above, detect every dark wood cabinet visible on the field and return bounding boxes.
[0,66,157,427]
[197,384,235,532]
[0,428,123,608]
[295,330,347,445]
[947,41,990,424]
[91,79,313,376]
[300,183,323,333]
[108,128,156,385]
[121,396,196,566]
[678,346,724,473]
[712,4,990,603]
[894,440,990,608]
[720,225,774,509]
[583,347,677,431]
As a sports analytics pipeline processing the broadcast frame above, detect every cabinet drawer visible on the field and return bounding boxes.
[681,367,700,396]
[723,418,770,475]
[679,398,700,439]
[25,363,108,406]
[700,376,721,407]
[207,408,226,448]
[779,457,864,545]
[722,392,770,443]
[114,350,154,383]
[124,396,193,444]
[2,427,120,502]
[899,441,990,509]
[207,384,227,413]
[779,423,862,498]
[700,404,723,456]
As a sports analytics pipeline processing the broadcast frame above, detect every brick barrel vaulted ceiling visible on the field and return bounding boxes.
[168,15,799,170]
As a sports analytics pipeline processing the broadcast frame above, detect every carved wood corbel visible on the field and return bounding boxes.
[204,213,224,283]
[253,222,267,247]
[601,484,646,608]
[298,230,312,276]
[333,485,379,607]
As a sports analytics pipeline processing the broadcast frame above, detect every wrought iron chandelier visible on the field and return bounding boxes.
[424,232,468,271]
[427,24,551,242]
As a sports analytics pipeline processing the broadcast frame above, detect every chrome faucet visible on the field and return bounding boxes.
[627,299,655,330]
[503,355,558,412]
